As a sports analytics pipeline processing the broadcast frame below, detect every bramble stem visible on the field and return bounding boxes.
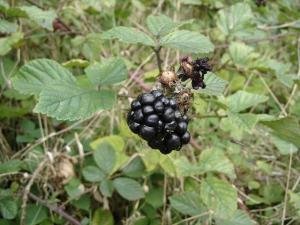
[152,46,163,74]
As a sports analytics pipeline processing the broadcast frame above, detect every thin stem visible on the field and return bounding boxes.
[152,46,163,74]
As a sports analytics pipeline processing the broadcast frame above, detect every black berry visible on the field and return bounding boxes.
[166,134,181,150]
[163,107,175,122]
[145,114,159,127]
[141,93,155,105]
[131,100,141,110]
[142,105,154,115]
[181,132,191,144]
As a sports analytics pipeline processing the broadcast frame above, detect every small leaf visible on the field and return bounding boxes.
[20,6,56,30]
[261,117,300,147]
[289,192,300,216]
[64,178,84,199]
[82,166,105,182]
[226,91,268,113]
[146,14,176,36]
[200,175,237,218]
[160,30,214,53]
[271,136,298,155]
[12,59,76,95]
[92,208,114,225]
[122,156,146,178]
[215,210,256,225]
[102,26,155,46]
[25,204,48,225]
[33,84,116,121]
[169,192,206,216]
[85,58,127,86]
[199,72,228,96]
[227,112,260,132]
[145,188,164,208]
[228,42,257,68]
[0,160,22,174]
[0,197,18,219]
[99,179,114,197]
[113,177,145,201]
[198,149,235,179]
[93,142,116,174]
[71,195,91,212]
[0,20,17,33]
[0,32,23,56]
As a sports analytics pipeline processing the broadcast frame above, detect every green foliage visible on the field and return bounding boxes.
[113,177,145,201]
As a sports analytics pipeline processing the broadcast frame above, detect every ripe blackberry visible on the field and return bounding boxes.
[127,90,191,154]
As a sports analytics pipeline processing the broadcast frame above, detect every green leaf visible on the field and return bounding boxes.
[0,32,23,56]
[93,142,116,174]
[200,175,237,218]
[261,117,300,147]
[82,166,106,182]
[0,197,18,219]
[33,84,116,121]
[92,208,114,225]
[71,194,91,212]
[289,192,300,216]
[215,210,256,225]
[199,72,228,96]
[266,59,294,88]
[145,188,164,208]
[0,160,22,174]
[160,30,214,53]
[85,58,127,86]
[169,192,206,216]
[217,3,253,37]
[227,112,260,132]
[64,178,84,199]
[228,42,257,68]
[0,20,17,33]
[25,204,48,225]
[198,149,235,179]
[102,26,155,46]
[20,6,56,31]
[12,59,76,95]
[99,179,114,197]
[226,91,268,113]
[122,156,146,178]
[271,136,298,155]
[146,14,176,36]
[113,177,145,201]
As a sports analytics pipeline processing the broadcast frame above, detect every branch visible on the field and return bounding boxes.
[28,192,82,225]
[152,46,163,74]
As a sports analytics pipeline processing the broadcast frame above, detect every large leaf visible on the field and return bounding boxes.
[33,84,116,121]
[25,204,48,225]
[226,91,268,112]
[146,14,176,36]
[215,210,256,225]
[85,58,127,86]
[216,3,253,37]
[261,117,300,147]
[113,177,145,201]
[102,26,155,46]
[93,142,116,174]
[160,30,214,53]
[198,149,235,179]
[82,166,106,182]
[199,72,228,96]
[12,59,76,95]
[169,192,206,216]
[227,112,261,132]
[20,6,56,31]
[200,175,237,218]
[0,197,18,219]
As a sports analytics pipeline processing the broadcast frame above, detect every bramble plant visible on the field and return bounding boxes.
[0,1,300,225]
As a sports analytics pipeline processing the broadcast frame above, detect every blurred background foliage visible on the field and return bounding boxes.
[0,0,300,225]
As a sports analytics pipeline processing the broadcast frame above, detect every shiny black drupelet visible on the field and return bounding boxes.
[127,90,190,154]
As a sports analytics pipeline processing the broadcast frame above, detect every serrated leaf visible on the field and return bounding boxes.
[33,84,116,121]
[200,175,237,218]
[0,197,18,219]
[92,208,114,225]
[266,59,294,88]
[25,204,48,225]
[146,14,176,36]
[215,210,256,225]
[199,72,228,96]
[93,142,116,174]
[169,192,206,216]
[198,149,235,179]
[0,20,17,33]
[102,26,155,46]
[20,6,56,31]
[82,166,105,182]
[227,112,260,132]
[0,32,23,56]
[217,3,253,37]
[113,177,145,201]
[261,117,300,147]
[226,91,268,112]
[0,159,22,174]
[228,42,257,68]
[160,30,214,53]
[12,59,76,95]
[85,58,127,86]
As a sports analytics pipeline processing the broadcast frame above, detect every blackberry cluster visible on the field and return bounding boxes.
[127,90,190,154]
